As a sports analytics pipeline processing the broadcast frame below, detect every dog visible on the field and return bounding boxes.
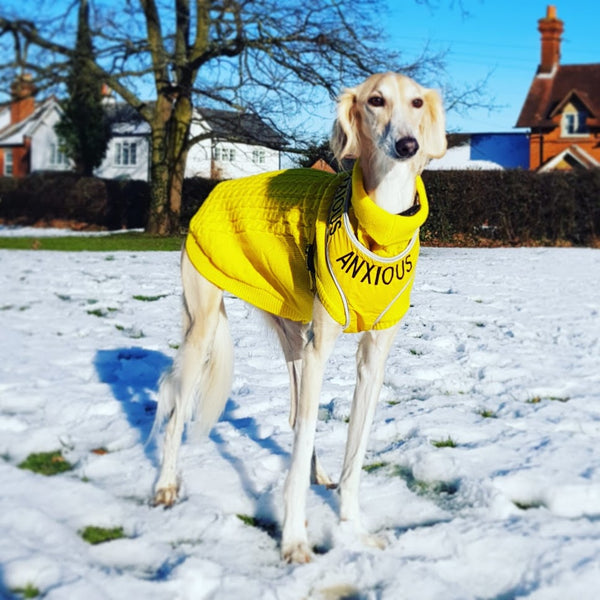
[153,72,446,563]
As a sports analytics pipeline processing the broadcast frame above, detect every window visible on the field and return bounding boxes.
[115,141,137,166]
[252,149,266,164]
[4,149,13,176]
[562,111,589,136]
[213,145,235,162]
[49,143,67,166]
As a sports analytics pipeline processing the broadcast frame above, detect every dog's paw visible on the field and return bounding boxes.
[281,541,313,564]
[361,531,387,550]
[153,485,179,507]
[337,520,387,551]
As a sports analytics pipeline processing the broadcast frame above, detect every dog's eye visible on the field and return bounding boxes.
[412,98,424,108]
[368,96,385,107]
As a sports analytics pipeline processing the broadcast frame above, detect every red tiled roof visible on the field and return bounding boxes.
[516,64,600,128]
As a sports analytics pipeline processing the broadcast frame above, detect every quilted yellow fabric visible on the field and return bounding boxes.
[185,163,428,332]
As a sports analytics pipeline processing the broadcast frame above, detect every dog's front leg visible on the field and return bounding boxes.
[281,301,341,563]
[338,326,399,540]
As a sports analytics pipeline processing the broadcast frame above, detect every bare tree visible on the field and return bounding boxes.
[0,1,482,234]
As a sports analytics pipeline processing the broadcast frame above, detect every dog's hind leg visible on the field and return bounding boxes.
[267,315,334,488]
[154,252,233,506]
[338,325,399,539]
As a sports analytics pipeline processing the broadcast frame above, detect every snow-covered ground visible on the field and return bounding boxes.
[1,246,599,599]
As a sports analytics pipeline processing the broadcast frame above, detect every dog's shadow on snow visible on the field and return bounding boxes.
[94,347,172,463]
[209,399,291,531]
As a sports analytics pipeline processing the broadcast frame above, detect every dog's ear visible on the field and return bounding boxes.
[331,87,359,163]
[420,89,447,159]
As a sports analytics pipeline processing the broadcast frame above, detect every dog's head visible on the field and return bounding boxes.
[331,72,447,169]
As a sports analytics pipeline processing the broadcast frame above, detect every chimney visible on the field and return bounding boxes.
[10,74,37,124]
[538,5,563,74]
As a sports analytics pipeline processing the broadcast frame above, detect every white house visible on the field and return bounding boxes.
[0,78,284,181]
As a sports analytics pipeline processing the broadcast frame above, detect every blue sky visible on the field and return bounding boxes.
[1,1,598,135]
[388,1,599,132]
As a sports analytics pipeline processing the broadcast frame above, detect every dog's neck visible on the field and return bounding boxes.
[360,157,419,215]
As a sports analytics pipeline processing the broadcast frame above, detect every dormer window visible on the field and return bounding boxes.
[562,108,589,136]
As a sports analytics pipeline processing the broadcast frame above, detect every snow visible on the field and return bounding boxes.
[1,246,600,599]
[0,226,144,238]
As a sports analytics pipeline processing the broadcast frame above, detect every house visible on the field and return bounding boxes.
[428,132,529,170]
[0,78,284,180]
[516,5,600,171]
[0,75,69,177]
[187,108,283,179]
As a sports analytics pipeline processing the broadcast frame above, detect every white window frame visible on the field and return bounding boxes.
[4,149,13,176]
[213,145,236,162]
[49,143,67,166]
[562,110,589,137]
[252,149,266,164]
[115,140,138,166]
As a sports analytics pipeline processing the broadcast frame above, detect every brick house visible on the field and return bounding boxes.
[516,6,600,171]
[0,75,68,177]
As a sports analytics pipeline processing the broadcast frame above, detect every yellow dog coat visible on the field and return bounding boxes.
[185,163,428,333]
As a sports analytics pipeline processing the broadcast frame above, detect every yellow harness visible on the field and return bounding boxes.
[185,163,428,333]
[315,165,428,332]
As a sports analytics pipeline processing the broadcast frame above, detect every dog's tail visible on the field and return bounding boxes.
[152,306,233,440]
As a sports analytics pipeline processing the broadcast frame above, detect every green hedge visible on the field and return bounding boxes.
[1,169,599,246]
[0,173,219,231]
[421,169,600,246]
[0,172,149,230]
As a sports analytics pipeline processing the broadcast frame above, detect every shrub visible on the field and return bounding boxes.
[421,169,600,246]
[2,169,599,245]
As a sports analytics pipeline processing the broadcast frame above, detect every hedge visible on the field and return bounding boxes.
[421,169,600,246]
[1,169,599,246]
[0,172,149,230]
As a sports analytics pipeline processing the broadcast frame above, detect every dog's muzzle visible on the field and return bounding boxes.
[395,137,419,159]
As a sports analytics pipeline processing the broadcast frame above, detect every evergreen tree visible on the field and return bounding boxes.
[55,0,110,176]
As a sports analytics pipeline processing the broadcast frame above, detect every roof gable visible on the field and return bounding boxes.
[0,97,60,146]
[516,64,600,128]
[537,143,600,172]
[549,89,596,119]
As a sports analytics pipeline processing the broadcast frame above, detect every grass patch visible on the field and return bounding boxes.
[527,395,570,404]
[513,500,545,511]
[236,514,279,539]
[0,233,183,251]
[18,450,73,476]
[363,461,389,473]
[133,294,168,302]
[478,409,497,418]
[431,436,457,448]
[392,465,459,497]
[11,584,40,598]
[80,525,126,545]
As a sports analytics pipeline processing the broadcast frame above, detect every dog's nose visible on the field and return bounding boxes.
[395,137,419,159]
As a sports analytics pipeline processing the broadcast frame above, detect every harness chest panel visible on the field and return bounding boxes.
[186,164,429,332]
[315,165,428,332]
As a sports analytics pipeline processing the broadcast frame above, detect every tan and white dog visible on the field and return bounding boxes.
[153,72,446,563]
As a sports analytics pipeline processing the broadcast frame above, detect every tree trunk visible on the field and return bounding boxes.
[145,94,192,235]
